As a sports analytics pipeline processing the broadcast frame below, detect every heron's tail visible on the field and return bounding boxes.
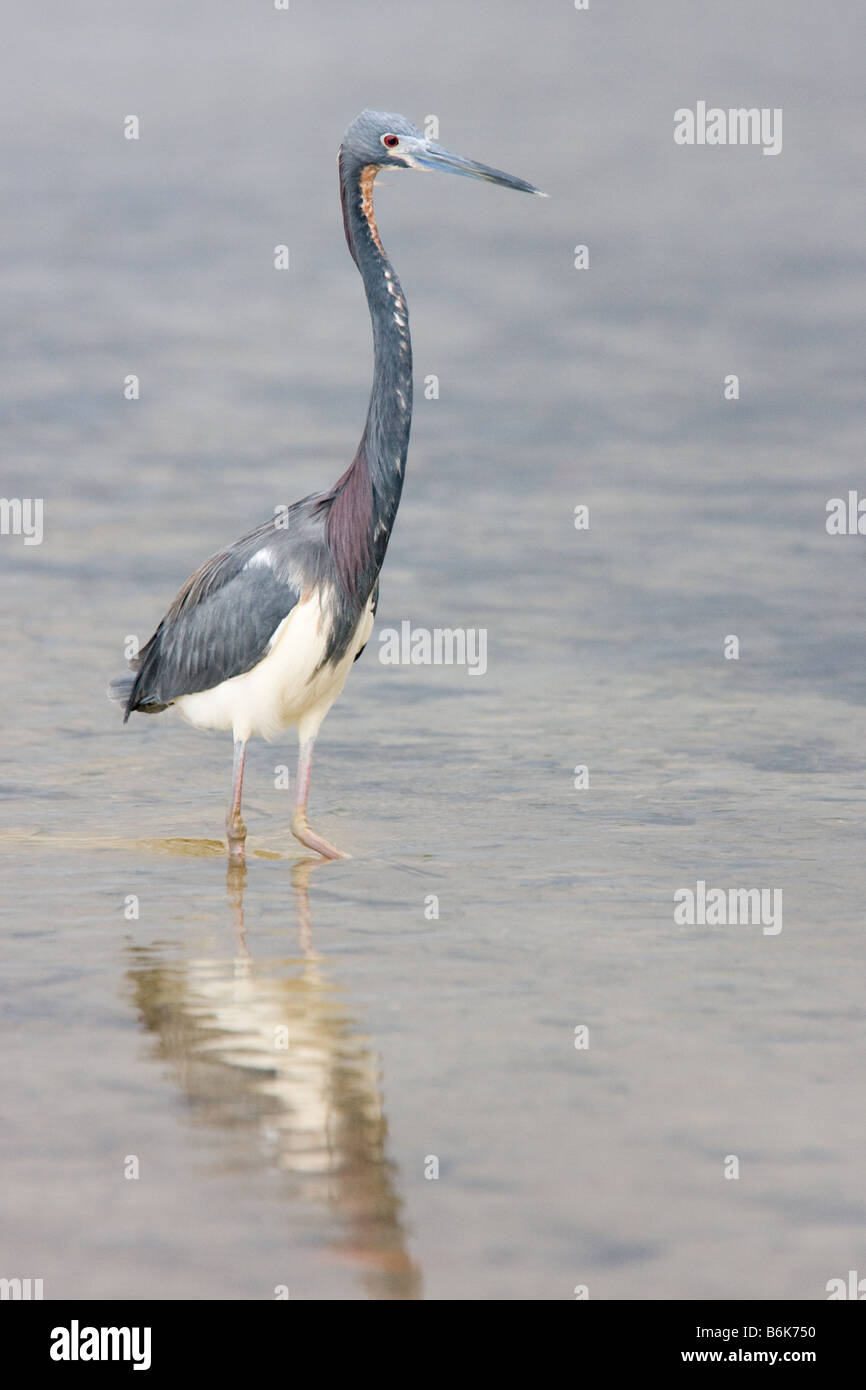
[107,673,136,722]
[107,674,135,705]
[107,671,168,721]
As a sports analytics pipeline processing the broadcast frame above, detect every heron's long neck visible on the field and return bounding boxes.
[326,158,413,599]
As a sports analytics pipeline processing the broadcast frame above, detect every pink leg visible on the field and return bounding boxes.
[226,738,247,861]
[292,737,350,860]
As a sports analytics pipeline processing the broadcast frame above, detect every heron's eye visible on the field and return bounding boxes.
[382,134,400,149]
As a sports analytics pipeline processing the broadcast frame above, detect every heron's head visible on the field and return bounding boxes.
[340,109,545,196]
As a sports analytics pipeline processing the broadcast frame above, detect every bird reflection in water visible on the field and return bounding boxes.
[125,858,421,1299]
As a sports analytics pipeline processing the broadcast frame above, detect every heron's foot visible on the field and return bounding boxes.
[292,812,351,861]
[226,814,247,862]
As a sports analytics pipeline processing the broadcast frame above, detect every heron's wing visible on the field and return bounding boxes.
[125,530,303,716]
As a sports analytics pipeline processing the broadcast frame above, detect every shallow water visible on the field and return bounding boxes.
[2,1,865,1298]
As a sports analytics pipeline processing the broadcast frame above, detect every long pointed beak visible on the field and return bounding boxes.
[406,139,547,196]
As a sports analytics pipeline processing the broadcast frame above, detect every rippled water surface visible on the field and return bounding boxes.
[1,1,865,1298]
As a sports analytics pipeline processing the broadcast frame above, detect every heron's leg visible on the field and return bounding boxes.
[225,738,248,861]
[291,736,350,860]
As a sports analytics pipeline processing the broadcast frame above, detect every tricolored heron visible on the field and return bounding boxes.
[110,110,543,861]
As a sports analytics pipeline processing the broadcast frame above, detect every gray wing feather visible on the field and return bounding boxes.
[124,523,306,717]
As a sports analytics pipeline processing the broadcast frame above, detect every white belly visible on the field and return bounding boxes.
[174,591,375,744]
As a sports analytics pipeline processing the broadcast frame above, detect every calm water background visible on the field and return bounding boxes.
[1,0,865,1298]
